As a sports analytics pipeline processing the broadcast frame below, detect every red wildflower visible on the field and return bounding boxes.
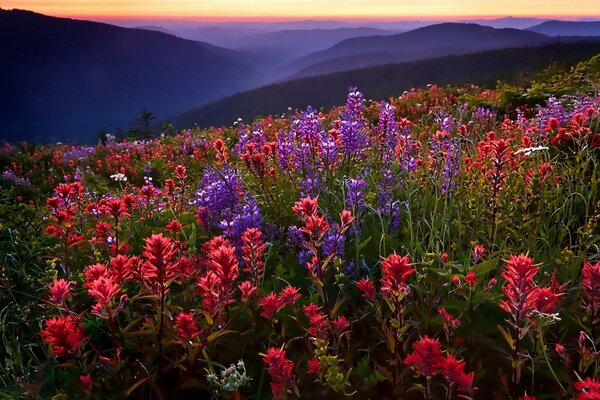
[109,255,134,282]
[582,261,600,314]
[519,396,536,400]
[48,278,75,304]
[174,164,187,180]
[238,280,257,301]
[279,286,301,306]
[380,253,414,298]
[307,358,321,375]
[260,293,284,319]
[165,219,183,233]
[87,276,120,305]
[331,315,350,334]
[40,315,85,357]
[339,209,355,232]
[303,303,321,318]
[499,254,539,322]
[292,197,319,219]
[530,286,560,314]
[174,312,200,342]
[439,307,461,331]
[574,377,600,400]
[404,336,444,376]
[356,277,376,300]
[141,233,177,285]
[213,138,229,163]
[83,263,110,286]
[80,374,92,390]
[472,244,485,264]
[464,271,477,287]
[262,347,295,400]
[300,215,330,239]
[207,244,239,293]
[241,228,266,280]
[440,354,475,393]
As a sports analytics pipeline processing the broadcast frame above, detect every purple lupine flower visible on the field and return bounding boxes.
[440,139,462,197]
[195,165,242,229]
[221,194,263,245]
[340,87,369,156]
[62,146,95,162]
[143,163,152,176]
[377,101,398,151]
[322,223,345,258]
[376,168,396,217]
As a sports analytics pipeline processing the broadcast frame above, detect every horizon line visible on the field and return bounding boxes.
[5,8,600,22]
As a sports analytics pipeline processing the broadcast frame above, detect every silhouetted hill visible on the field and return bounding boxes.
[0,9,260,142]
[170,42,600,129]
[284,23,551,77]
[527,20,600,37]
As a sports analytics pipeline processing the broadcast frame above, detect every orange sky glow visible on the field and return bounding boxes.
[2,0,600,20]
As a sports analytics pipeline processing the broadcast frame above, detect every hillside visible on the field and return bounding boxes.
[528,20,600,36]
[171,42,600,129]
[284,23,551,76]
[0,9,260,143]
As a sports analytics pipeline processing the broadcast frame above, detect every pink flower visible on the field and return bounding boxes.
[48,278,75,304]
[41,316,85,357]
[404,336,444,376]
[356,277,376,300]
[175,312,200,342]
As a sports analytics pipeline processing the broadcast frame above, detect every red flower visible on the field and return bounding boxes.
[307,358,321,375]
[48,278,75,304]
[331,315,350,334]
[356,277,376,300]
[174,312,200,342]
[582,261,600,314]
[439,307,461,330]
[238,280,257,301]
[109,254,134,282]
[404,336,444,376]
[142,233,177,285]
[292,197,319,219]
[80,374,92,390]
[260,293,284,319]
[339,209,355,230]
[472,244,486,264]
[83,263,110,286]
[464,271,477,287]
[174,164,187,180]
[165,219,183,233]
[279,286,301,306]
[440,354,474,394]
[519,396,536,400]
[262,347,295,400]
[41,316,85,357]
[499,254,539,322]
[207,244,239,293]
[380,253,414,297]
[574,377,600,400]
[300,215,330,239]
[530,286,560,314]
[242,228,266,280]
[87,276,120,305]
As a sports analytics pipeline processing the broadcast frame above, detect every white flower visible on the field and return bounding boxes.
[514,146,549,156]
[110,173,127,182]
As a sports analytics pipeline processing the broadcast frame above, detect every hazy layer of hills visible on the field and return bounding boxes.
[2,8,600,143]
[0,9,260,142]
[170,42,600,129]
[528,20,600,36]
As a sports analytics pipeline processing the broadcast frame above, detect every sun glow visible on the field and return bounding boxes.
[3,0,600,20]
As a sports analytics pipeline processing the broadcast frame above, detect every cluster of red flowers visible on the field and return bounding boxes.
[262,347,296,400]
[404,336,474,395]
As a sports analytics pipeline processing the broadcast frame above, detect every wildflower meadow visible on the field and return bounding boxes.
[1,77,599,399]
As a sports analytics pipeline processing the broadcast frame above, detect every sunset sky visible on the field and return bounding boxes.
[3,0,600,20]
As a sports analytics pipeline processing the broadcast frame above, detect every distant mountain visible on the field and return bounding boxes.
[0,9,260,142]
[133,25,176,35]
[170,42,600,129]
[462,17,548,29]
[527,20,600,36]
[284,23,551,78]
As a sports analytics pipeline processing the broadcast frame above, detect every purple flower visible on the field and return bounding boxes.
[340,88,370,156]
